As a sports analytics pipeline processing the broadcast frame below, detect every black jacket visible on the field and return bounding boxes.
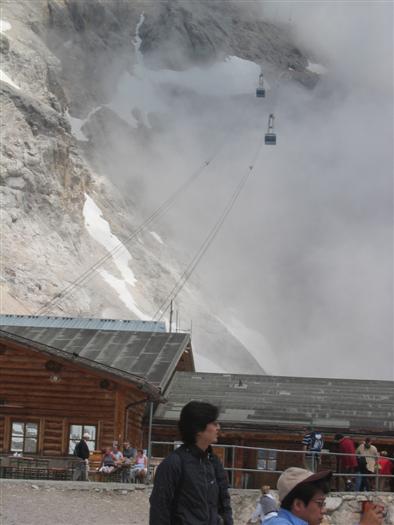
[74,439,90,460]
[149,444,233,525]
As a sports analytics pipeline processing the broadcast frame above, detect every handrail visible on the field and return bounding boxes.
[150,440,394,462]
[149,440,394,490]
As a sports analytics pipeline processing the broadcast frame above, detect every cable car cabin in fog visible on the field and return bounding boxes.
[256,73,265,98]
[265,113,276,145]
[265,133,276,145]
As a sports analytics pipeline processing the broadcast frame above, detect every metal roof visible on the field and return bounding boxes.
[0,314,166,332]
[154,372,394,435]
[0,325,190,391]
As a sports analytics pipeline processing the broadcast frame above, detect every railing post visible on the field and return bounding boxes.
[147,401,154,482]
[231,445,235,488]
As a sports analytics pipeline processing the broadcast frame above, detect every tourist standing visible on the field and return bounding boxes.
[377,451,393,491]
[73,432,90,481]
[334,434,358,490]
[356,438,379,488]
[302,428,324,472]
[149,400,233,524]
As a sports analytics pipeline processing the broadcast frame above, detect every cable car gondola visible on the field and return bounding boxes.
[256,73,265,98]
[265,113,276,145]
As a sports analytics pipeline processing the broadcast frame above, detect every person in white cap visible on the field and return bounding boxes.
[266,467,384,525]
[73,432,91,481]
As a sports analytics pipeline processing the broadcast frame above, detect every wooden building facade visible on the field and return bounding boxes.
[0,317,193,461]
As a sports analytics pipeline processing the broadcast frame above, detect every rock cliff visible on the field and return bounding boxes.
[0,0,317,372]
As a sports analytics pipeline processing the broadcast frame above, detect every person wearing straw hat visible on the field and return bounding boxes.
[266,467,383,525]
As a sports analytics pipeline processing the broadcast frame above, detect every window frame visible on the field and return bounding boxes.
[256,448,277,471]
[68,423,98,455]
[10,420,40,455]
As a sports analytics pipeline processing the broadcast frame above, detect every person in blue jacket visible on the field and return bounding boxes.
[266,467,383,525]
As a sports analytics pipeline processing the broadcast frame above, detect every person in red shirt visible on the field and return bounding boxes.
[378,451,393,491]
[334,434,358,490]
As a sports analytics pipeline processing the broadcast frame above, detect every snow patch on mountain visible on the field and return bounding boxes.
[133,13,145,66]
[0,70,20,90]
[66,111,89,142]
[0,19,20,90]
[307,61,327,75]
[150,232,164,245]
[83,194,149,320]
[0,19,11,32]
[66,107,102,142]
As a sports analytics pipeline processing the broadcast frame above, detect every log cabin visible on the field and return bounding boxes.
[151,371,394,488]
[0,315,193,464]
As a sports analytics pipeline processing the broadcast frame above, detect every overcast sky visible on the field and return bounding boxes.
[103,1,393,380]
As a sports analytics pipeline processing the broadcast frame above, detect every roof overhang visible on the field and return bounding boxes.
[0,329,164,401]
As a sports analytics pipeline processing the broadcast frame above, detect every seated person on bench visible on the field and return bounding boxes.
[98,447,117,474]
[131,448,148,482]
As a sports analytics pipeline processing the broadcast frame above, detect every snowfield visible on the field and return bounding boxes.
[83,194,149,320]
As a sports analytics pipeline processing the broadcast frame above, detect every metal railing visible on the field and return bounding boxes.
[149,441,394,491]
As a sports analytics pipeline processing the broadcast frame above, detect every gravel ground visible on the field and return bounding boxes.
[0,480,258,525]
[0,481,152,525]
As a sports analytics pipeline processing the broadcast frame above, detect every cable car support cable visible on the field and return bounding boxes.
[152,139,264,321]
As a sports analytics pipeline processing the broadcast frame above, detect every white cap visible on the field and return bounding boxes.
[277,467,332,502]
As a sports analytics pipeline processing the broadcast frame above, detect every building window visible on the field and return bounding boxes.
[257,449,277,471]
[68,424,97,454]
[11,421,39,454]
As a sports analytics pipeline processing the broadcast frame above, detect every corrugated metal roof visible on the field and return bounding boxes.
[0,314,166,332]
[0,325,190,391]
[154,372,394,435]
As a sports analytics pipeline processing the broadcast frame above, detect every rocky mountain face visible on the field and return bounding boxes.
[0,0,317,373]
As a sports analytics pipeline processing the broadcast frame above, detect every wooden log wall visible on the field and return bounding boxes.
[175,345,194,372]
[0,340,148,455]
[0,417,4,451]
[125,390,147,449]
